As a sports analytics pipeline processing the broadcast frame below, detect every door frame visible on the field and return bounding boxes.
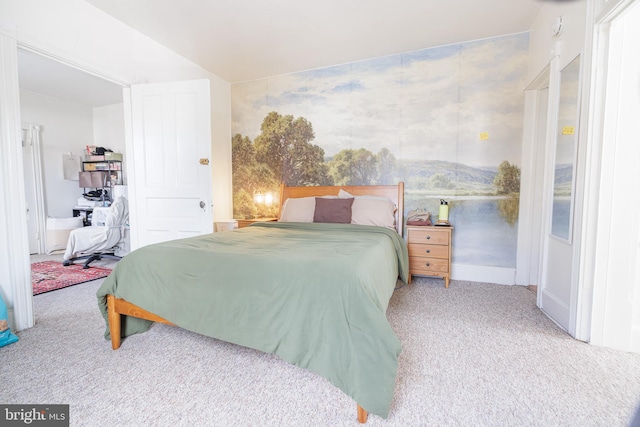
[0,32,33,331]
[0,30,130,331]
[22,123,46,254]
[580,0,640,349]
[516,66,550,288]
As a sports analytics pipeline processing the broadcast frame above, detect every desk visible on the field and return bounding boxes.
[72,208,93,226]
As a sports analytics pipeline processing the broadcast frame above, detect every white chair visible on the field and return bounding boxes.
[63,197,129,269]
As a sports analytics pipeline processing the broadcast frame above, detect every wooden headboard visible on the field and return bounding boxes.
[278,182,405,235]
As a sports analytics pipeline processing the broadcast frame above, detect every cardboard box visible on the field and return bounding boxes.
[104,152,123,161]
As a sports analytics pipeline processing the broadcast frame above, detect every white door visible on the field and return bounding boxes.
[539,55,582,333]
[125,79,213,250]
[22,129,39,254]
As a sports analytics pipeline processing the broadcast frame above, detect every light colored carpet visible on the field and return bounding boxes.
[3,276,640,426]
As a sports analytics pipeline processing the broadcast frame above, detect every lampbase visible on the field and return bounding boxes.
[435,220,451,226]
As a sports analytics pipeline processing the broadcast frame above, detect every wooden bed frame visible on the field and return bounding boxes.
[106,182,405,424]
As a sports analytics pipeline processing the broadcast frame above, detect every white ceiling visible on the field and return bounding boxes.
[19,0,550,107]
[17,49,124,108]
[85,0,546,83]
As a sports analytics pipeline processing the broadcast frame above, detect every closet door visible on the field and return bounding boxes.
[125,79,213,250]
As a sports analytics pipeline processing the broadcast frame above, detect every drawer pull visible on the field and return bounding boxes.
[426,236,431,240]
[425,262,430,267]
[425,249,431,254]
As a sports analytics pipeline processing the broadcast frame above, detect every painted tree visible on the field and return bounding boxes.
[376,147,399,185]
[232,133,278,218]
[427,173,455,190]
[497,198,519,226]
[493,160,521,194]
[328,148,378,185]
[253,112,330,186]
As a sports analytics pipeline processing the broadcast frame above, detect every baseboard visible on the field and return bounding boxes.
[451,264,516,285]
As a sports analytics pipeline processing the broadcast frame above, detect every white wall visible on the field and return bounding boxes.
[19,89,94,218]
[527,2,587,81]
[93,103,125,154]
[93,103,126,183]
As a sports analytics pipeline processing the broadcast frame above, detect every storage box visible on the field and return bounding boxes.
[104,152,123,161]
[85,155,105,161]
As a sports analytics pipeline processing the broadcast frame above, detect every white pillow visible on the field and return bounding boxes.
[338,189,396,229]
[352,198,396,229]
[279,197,316,222]
[338,189,353,198]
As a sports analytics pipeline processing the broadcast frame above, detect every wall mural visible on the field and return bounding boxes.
[231,33,531,269]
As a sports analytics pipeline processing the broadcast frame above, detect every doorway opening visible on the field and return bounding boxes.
[17,47,125,305]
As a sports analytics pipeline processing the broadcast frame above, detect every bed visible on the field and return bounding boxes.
[97,183,408,423]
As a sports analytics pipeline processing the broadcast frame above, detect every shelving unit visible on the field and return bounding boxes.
[79,157,122,203]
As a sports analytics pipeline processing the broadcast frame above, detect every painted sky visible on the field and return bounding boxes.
[232,33,529,168]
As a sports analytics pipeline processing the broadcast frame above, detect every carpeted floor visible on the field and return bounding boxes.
[3,277,640,426]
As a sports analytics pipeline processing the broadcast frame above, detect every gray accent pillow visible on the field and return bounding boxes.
[313,197,354,223]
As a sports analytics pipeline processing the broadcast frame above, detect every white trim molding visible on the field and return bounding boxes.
[22,123,46,254]
[585,0,640,352]
[0,33,34,331]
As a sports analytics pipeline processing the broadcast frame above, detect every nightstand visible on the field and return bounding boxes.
[406,225,453,287]
[236,218,278,228]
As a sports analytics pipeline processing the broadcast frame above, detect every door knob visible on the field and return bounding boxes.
[199,201,205,209]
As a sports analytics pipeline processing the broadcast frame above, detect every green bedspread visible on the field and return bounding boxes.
[97,221,408,418]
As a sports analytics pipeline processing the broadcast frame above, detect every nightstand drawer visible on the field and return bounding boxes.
[409,257,449,274]
[408,243,449,259]
[406,224,452,287]
[406,228,449,245]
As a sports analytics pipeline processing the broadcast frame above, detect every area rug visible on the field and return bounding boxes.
[32,261,112,295]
